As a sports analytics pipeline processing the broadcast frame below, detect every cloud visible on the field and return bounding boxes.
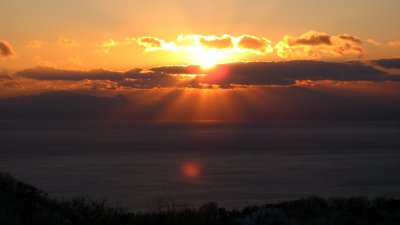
[0,40,15,59]
[27,40,48,49]
[366,39,400,47]
[0,70,11,80]
[15,67,187,89]
[138,37,162,48]
[17,67,126,81]
[275,30,364,59]
[121,37,136,45]
[152,60,399,86]
[288,31,332,46]
[136,34,274,55]
[102,39,119,48]
[95,37,138,54]
[237,35,273,54]
[388,40,400,47]
[367,39,383,46]
[137,37,177,52]
[150,65,203,74]
[0,70,22,91]
[71,79,124,91]
[57,37,80,48]
[198,35,234,49]
[371,58,400,69]
[95,39,120,54]
[118,72,190,89]
[0,80,23,90]
[367,39,400,47]
[338,34,363,43]
[15,60,400,90]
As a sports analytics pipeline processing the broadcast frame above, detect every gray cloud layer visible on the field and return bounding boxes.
[16,67,187,89]
[371,58,400,69]
[0,40,14,58]
[15,59,400,89]
[152,60,399,86]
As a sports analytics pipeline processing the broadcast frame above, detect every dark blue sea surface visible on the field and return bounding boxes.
[0,120,399,211]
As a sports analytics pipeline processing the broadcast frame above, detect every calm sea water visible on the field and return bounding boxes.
[0,121,399,211]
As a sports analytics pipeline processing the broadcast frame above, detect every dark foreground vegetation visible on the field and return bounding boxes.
[1,172,400,225]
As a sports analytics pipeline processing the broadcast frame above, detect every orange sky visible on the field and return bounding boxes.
[1,0,400,72]
[0,0,400,105]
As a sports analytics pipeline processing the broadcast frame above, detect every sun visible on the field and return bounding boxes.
[195,49,227,69]
[199,57,217,69]
[181,161,202,178]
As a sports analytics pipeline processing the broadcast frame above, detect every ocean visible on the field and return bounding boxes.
[0,120,399,211]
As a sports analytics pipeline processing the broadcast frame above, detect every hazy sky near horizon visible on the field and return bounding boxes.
[1,0,400,71]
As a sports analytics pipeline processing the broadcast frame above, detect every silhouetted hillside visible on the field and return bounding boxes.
[0,91,130,119]
[1,172,400,225]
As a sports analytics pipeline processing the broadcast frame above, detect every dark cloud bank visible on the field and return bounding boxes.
[2,59,399,121]
[372,58,400,69]
[152,60,399,86]
[16,59,400,88]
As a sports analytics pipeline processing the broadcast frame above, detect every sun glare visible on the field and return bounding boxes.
[195,49,227,69]
[199,57,217,69]
[181,161,202,178]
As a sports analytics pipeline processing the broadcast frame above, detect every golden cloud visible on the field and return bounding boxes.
[275,30,364,59]
[287,31,332,46]
[95,37,137,54]
[137,37,177,52]
[237,35,273,54]
[27,40,48,49]
[367,39,383,46]
[57,37,80,48]
[102,39,119,48]
[138,37,162,48]
[16,60,400,89]
[338,34,362,43]
[367,39,400,47]
[95,39,120,54]
[137,34,273,55]
[198,35,234,49]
